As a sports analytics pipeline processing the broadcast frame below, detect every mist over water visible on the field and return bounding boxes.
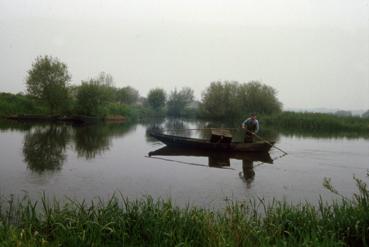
[0,0,368,110]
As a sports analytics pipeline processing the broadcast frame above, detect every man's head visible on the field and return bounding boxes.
[250,113,256,120]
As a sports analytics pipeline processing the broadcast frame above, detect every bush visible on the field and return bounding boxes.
[26,55,71,114]
[200,81,282,119]
[0,93,47,116]
[75,80,114,116]
[167,87,194,117]
[147,88,166,111]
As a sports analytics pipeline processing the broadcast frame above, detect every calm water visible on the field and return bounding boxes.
[0,119,368,208]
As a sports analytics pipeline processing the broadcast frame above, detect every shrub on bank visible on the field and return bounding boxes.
[0,93,47,116]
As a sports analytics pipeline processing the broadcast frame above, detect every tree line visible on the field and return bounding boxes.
[4,55,285,118]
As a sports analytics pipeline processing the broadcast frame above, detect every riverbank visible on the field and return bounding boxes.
[0,177,368,246]
[0,92,164,123]
[261,111,369,133]
[5,114,126,124]
[2,93,369,133]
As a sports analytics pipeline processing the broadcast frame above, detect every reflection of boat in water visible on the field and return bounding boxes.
[149,132,274,152]
[148,146,273,167]
[149,146,273,187]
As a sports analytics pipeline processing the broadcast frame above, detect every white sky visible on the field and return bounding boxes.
[0,0,368,110]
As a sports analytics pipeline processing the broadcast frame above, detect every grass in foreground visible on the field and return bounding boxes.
[0,176,369,246]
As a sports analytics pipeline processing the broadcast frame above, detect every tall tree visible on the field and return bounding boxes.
[200,81,239,118]
[238,81,282,115]
[96,72,114,86]
[75,73,115,116]
[116,86,139,105]
[167,87,194,116]
[26,55,71,114]
[147,88,166,111]
[200,81,282,119]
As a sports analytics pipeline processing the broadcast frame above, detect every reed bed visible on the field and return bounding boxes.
[1,175,368,246]
[262,111,369,133]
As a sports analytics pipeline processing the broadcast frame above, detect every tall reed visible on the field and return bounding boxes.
[1,174,368,246]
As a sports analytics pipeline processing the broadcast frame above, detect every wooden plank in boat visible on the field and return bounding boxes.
[210,129,232,143]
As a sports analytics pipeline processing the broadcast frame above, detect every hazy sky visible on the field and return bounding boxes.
[0,0,368,110]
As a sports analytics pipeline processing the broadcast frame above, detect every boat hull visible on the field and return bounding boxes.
[149,146,273,163]
[149,132,274,152]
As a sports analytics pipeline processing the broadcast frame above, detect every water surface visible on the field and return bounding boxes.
[0,119,368,208]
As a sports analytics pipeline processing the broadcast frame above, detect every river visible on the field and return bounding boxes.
[0,118,368,208]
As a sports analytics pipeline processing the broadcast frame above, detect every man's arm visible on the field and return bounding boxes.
[242,118,250,128]
[254,120,260,133]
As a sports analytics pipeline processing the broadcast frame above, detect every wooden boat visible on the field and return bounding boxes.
[149,132,274,152]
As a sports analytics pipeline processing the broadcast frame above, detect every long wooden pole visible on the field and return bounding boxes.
[245,129,288,155]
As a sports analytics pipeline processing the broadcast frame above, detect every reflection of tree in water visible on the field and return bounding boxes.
[74,125,111,159]
[145,126,163,143]
[142,118,165,143]
[0,120,33,132]
[23,125,70,173]
[164,118,193,138]
[74,123,134,159]
[164,118,187,131]
[145,118,191,142]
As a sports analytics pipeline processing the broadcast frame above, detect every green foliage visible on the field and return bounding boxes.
[261,111,369,133]
[26,55,71,114]
[96,71,114,86]
[200,81,282,119]
[23,125,70,172]
[1,175,369,246]
[104,103,142,121]
[167,87,194,117]
[75,79,114,116]
[116,86,139,105]
[147,88,166,111]
[201,81,240,119]
[0,93,47,116]
[238,81,283,115]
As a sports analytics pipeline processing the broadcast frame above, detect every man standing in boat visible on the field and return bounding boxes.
[242,113,259,143]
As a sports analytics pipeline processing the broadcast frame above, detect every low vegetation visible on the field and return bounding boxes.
[261,111,369,133]
[0,93,47,116]
[0,176,368,246]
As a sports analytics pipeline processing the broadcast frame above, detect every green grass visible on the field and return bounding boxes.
[261,111,369,133]
[1,176,368,246]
